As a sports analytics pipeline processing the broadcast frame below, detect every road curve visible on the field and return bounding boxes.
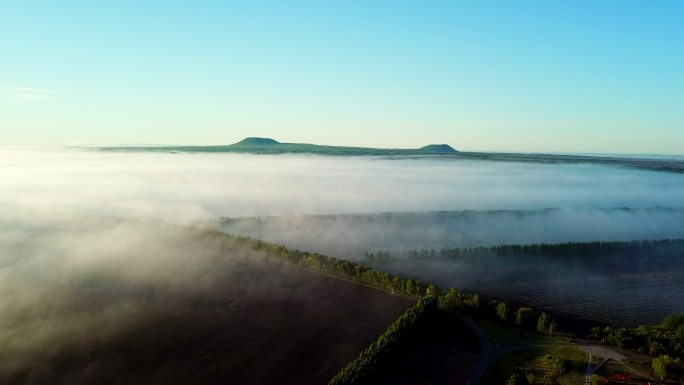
[444,310,492,385]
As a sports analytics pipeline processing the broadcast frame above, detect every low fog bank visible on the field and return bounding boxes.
[219,208,684,259]
[3,145,684,223]
[0,216,235,382]
[0,214,411,384]
[2,144,684,352]
[0,216,264,382]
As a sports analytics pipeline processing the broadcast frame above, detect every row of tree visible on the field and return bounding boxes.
[328,296,438,385]
[214,230,682,382]
[221,232,564,336]
[218,231,684,378]
[214,230,684,381]
[399,238,684,260]
[227,232,571,343]
[227,234,434,298]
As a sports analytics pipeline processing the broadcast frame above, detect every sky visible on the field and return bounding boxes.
[1,1,683,153]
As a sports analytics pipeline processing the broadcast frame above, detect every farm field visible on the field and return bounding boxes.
[220,212,684,327]
[0,220,416,385]
[375,241,684,327]
[467,271,684,327]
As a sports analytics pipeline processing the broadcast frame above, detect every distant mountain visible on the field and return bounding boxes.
[96,139,684,174]
[233,137,280,146]
[102,138,461,156]
[225,138,460,156]
[418,144,457,154]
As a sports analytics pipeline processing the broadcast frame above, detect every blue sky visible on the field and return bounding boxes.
[1,1,683,153]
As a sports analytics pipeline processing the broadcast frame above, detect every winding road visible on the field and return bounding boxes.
[447,311,492,385]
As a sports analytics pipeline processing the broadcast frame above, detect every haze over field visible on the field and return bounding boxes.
[3,146,684,222]
[3,145,684,329]
[220,208,684,259]
[0,216,416,384]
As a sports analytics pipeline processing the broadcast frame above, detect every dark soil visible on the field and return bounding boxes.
[362,308,482,385]
[3,238,414,385]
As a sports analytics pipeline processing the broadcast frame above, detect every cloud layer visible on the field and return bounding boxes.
[2,146,684,224]
[2,145,684,346]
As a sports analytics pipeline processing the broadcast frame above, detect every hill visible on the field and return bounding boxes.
[234,137,280,146]
[418,144,457,154]
[225,138,462,156]
[100,138,460,156]
[96,139,684,174]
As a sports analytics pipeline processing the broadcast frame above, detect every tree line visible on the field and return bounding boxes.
[207,229,683,380]
[328,296,438,385]
[219,231,564,337]
[228,234,432,298]
[397,238,684,260]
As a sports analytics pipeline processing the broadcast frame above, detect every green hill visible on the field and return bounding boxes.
[418,144,457,154]
[101,138,460,156]
[96,139,684,174]
[234,137,280,146]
